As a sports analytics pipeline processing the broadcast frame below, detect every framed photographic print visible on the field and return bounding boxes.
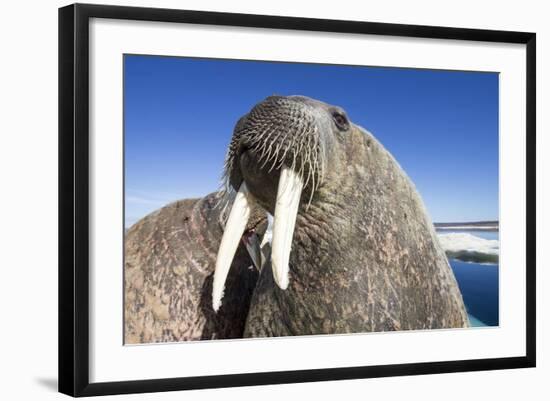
[58,3,536,397]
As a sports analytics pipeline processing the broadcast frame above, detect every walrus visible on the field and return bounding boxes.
[213,95,469,336]
[124,192,267,343]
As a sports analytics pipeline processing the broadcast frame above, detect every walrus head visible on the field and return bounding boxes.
[212,95,468,333]
[213,95,353,310]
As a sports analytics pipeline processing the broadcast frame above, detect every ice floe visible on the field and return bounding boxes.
[437,233,499,264]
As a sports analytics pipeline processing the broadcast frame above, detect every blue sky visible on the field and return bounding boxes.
[124,55,499,227]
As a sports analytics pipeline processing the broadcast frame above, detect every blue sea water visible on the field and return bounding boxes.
[450,260,499,326]
[442,229,499,327]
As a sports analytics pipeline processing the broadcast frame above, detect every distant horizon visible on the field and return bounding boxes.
[124,55,499,228]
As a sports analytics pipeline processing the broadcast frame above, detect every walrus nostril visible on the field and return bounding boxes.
[239,143,251,155]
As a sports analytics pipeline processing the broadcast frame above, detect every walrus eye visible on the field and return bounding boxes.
[332,111,349,131]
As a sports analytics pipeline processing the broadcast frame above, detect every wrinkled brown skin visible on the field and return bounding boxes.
[124,192,265,343]
[240,96,469,337]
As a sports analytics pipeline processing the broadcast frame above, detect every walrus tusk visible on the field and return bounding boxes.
[212,182,252,312]
[271,166,304,290]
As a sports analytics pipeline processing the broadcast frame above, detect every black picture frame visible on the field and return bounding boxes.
[58,3,536,397]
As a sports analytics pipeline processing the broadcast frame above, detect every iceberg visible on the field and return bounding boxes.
[437,233,499,264]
